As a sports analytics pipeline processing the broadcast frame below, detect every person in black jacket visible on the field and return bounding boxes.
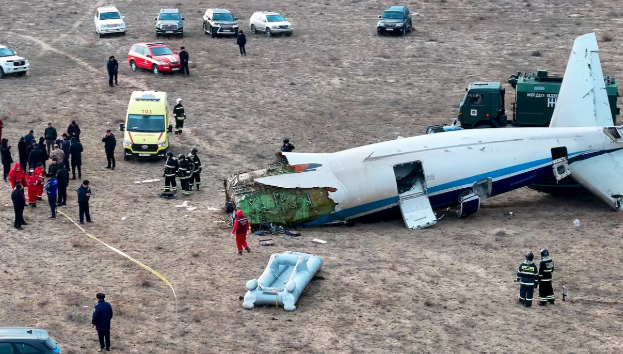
[173,98,186,136]
[55,163,69,206]
[28,143,46,171]
[77,179,92,223]
[60,133,71,168]
[24,130,35,147]
[47,157,60,178]
[69,137,83,180]
[92,293,113,352]
[179,47,189,76]
[188,147,202,190]
[237,30,247,56]
[107,56,118,87]
[18,137,27,168]
[11,183,27,229]
[44,122,58,155]
[68,121,81,142]
[101,130,116,170]
[1,138,13,182]
[281,139,295,152]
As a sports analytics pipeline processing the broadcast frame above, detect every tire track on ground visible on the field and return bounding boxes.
[11,32,149,91]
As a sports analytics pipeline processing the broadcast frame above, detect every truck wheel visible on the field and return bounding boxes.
[130,60,137,72]
[251,24,257,34]
[474,123,494,129]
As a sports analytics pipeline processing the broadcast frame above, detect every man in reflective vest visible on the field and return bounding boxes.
[231,209,251,256]
[538,248,555,305]
[163,151,178,192]
[173,98,185,136]
[516,251,538,307]
[188,148,201,191]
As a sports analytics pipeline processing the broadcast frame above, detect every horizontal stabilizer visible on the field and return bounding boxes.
[569,150,623,210]
[549,33,612,128]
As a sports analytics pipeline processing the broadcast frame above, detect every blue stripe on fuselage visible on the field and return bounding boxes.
[304,149,598,226]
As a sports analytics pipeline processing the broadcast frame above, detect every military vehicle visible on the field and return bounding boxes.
[454,70,619,129]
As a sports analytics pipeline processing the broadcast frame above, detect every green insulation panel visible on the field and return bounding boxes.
[236,187,337,225]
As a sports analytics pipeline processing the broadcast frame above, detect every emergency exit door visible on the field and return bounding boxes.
[551,146,570,181]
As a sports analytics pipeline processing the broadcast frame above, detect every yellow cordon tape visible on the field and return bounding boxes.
[58,210,177,310]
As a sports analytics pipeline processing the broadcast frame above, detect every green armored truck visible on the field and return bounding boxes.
[455,70,620,129]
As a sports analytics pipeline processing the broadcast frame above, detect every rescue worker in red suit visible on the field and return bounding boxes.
[231,210,252,256]
[25,168,40,207]
[8,163,26,190]
[35,162,45,200]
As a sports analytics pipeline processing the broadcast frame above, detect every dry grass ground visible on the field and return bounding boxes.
[1,0,623,353]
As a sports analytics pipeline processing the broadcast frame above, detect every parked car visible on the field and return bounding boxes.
[155,9,184,37]
[94,6,126,37]
[377,5,412,36]
[128,42,182,75]
[249,11,293,37]
[0,327,61,353]
[0,45,29,78]
[203,9,239,37]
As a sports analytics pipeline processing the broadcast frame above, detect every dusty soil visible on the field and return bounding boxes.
[1,0,623,353]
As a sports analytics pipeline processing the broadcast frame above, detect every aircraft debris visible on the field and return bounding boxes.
[176,201,189,208]
[573,219,581,227]
[312,238,327,244]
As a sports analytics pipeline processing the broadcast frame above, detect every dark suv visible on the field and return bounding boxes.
[377,6,412,36]
[0,328,61,353]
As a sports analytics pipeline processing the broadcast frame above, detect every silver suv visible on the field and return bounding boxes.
[0,327,61,353]
[155,9,184,37]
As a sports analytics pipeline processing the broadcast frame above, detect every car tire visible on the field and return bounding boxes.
[0,67,5,79]
[123,155,130,161]
[210,27,217,38]
[251,24,257,34]
[156,33,160,38]
[152,65,159,75]
[266,28,272,37]
[474,123,494,129]
[130,60,137,72]
[180,32,184,38]
[285,32,292,37]
[121,31,126,36]
[16,72,25,77]
[401,27,406,36]
[234,29,239,36]
[99,33,103,38]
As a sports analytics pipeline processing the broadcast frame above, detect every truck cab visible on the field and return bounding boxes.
[457,82,507,128]
[456,70,620,129]
[120,91,173,160]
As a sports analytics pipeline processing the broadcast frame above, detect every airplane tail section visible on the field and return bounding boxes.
[549,33,612,128]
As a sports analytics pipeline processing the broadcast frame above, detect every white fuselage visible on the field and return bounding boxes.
[291,127,617,225]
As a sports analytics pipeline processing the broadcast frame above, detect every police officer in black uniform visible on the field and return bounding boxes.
[516,251,539,307]
[179,47,190,76]
[177,154,192,196]
[188,148,201,191]
[173,98,185,136]
[538,248,555,305]
[163,151,178,192]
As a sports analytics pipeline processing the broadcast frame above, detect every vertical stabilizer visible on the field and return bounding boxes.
[549,33,612,127]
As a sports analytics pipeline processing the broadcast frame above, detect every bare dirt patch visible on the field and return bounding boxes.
[1,0,623,353]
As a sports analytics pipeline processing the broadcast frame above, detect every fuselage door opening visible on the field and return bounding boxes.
[551,146,570,181]
[393,161,437,230]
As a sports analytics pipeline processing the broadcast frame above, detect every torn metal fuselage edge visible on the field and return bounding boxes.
[224,156,339,226]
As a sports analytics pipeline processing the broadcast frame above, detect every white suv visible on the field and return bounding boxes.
[94,6,126,37]
[249,11,293,36]
[0,45,29,78]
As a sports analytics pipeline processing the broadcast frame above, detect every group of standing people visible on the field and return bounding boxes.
[163,148,202,196]
[516,249,556,307]
[3,122,93,229]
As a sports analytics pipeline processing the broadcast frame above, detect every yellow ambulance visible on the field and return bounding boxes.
[120,91,172,160]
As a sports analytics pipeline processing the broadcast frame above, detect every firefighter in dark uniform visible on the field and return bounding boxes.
[177,154,192,196]
[538,248,555,305]
[173,98,186,136]
[516,251,539,307]
[188,148,201,191]
[163,151,178,192]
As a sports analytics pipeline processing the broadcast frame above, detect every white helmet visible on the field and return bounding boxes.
[176,98,182,104]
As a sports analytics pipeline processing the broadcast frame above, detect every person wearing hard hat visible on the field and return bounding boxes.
[173,98,186,136]
[231,209,251,256]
